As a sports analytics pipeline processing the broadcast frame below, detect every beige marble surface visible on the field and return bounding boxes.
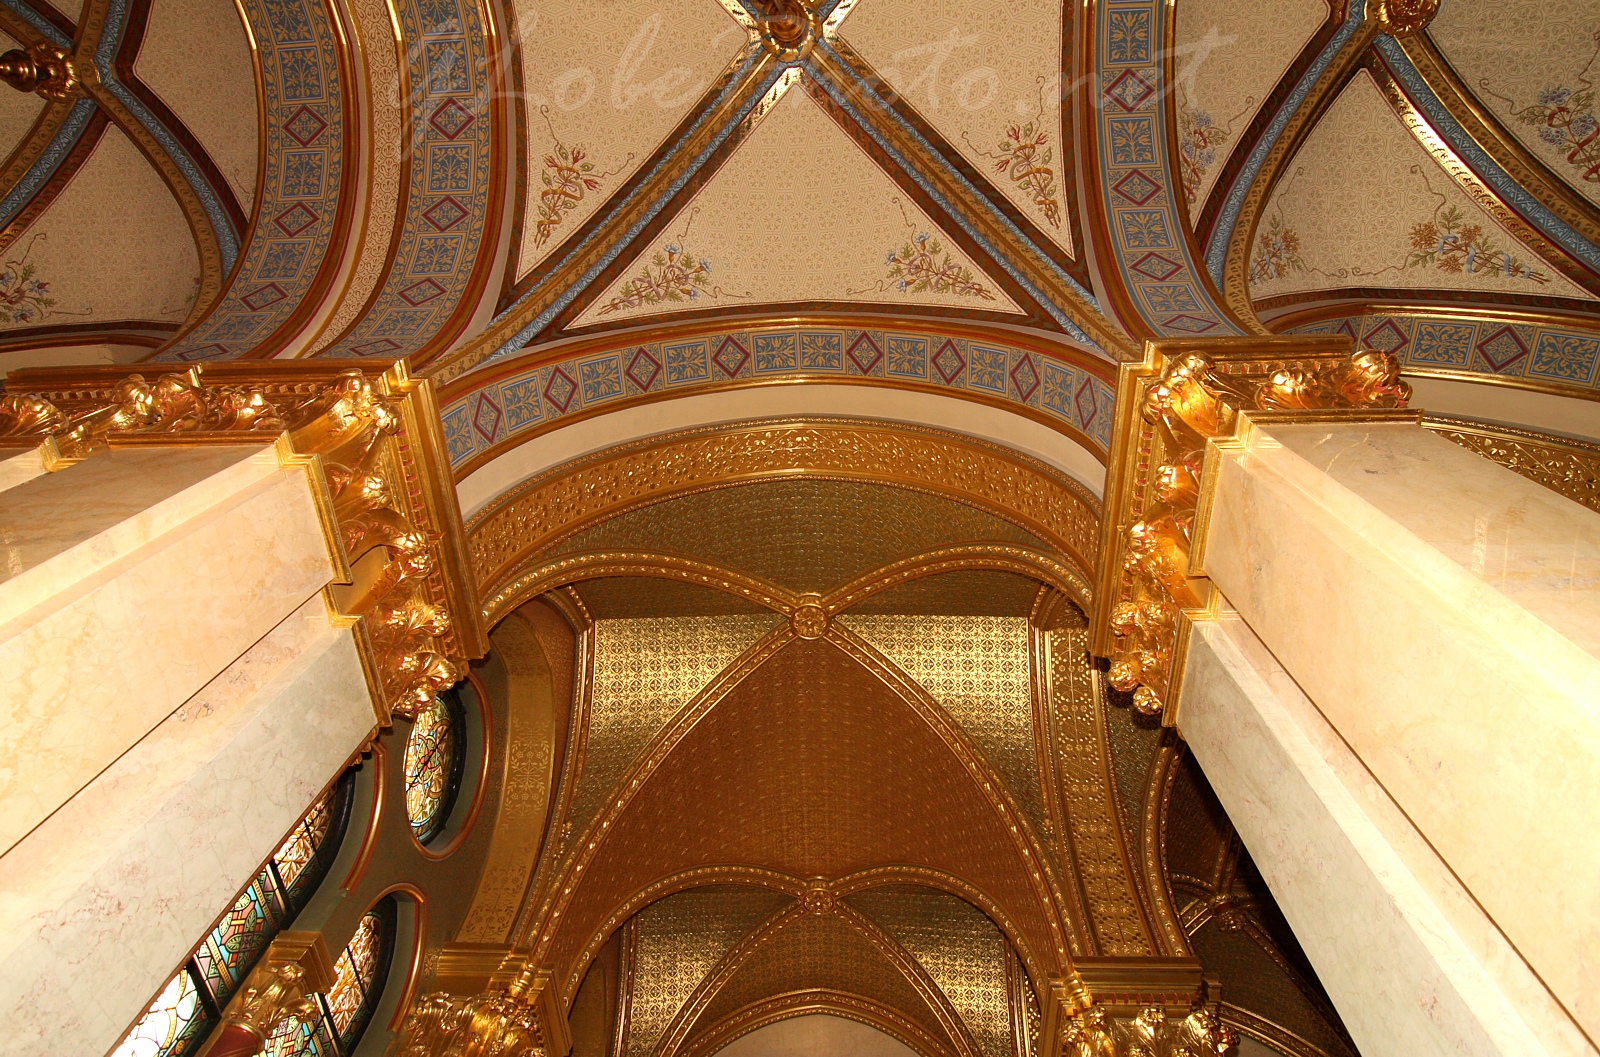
[0,597,374,1057]
[0,446,337,857]
[0,447,44,496]
[1180,611,1593,1057]
[1198,419,1600,1042]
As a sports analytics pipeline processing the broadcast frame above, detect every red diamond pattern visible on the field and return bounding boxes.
[1163,314,1219,333]
[399,279,447,306]
[429,99,475,140]
[1074,378,1098,427]
[241,283,288,312]
[1130,252,1183,281]
[352,338,403,356]
[626,348,661,391]
[282,106,328,146]
[543,366,577,413]
[1361,319,1409,355]
[1112,170,1162,205]
[472,392,502,443]
[422,196,469,231]
[1104,69,1154,112]
[176,344,230,361]
[932,339,966,383]
[713,337,750,378]
[273,203,319,237]
[1477,326,1529,371]
[846,333,883,374]
[1009,354,1040,401]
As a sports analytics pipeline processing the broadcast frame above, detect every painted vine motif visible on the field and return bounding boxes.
[533,107,629,251]
[965,82,1063,230]
[1178,105,1231,204]
[1483,31,1600,186]
[882,232,996,300]
[1408,204,1549,283]
[1248,165,1551,288]
[596,244,715,314]
[0,234,58,325]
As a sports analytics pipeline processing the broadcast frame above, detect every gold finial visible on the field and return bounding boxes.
[754,0,820,61]
[1372,0,1440,38]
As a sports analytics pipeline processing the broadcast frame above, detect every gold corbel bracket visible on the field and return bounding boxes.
[1092,337,1415,725]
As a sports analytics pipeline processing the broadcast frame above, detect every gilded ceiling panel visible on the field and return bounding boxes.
[550,479,1049,596]
[624,887,793,1057]
[680,910,957,1054]
[1248,71,1595,304]
[570,614,783,841]
[836,615,1043,829]
[569,86,1025,327]
[1429,0,1600,208]
[572,577,773,618]
[0,125,199,332]
[511,0,746,280]
[845,886,1014,1057]
[842,570,1040,617]
[1171,0,1326,213]
[135,0,259,211]
[840,0,1073,257]
[545,638,1061,983]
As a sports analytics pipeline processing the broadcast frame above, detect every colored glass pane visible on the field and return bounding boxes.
[107,968,213,1057]
[326,912,383,1040]
[192,872,283,1005]
[403,694,462,843]
[272,794,334,894]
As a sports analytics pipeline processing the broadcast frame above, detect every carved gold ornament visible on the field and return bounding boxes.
[1371,0,1440,37]
[0,43,77,100]
[218,933,336,1045]
[791,599,829,640]
[1092,338,1412,719]
[0,361,485,723]
[1061,1002,1237,1057]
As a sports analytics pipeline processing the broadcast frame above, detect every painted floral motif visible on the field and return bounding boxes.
[1178,105,1231,204]
[1489,33,1600,186]
[598,243,716,314]
[0,237,56,325]
[883,232,995,300]
[533,107,627,251]
[990,120,1061,229]
[1408,205,1549,284]
[1248,213,1304,285]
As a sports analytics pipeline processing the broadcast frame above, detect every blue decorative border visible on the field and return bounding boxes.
[160,0,347,360]
[1203,1,1367,282]
[1292,312,1600,391]
[322,0,494,357]
[0,96,96,229]
[1094,0,1241,337]
[443,324,1117,471]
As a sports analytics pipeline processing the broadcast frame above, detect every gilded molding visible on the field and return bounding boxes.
[218,932,337,1043]
[1424,414,1600,514]
[0,360,486,722]
[1368,59,1600,298]
[1091,337,1413,720]
[1394,33,1600,250]
[468,419,1101,606]
[422,43,777,380]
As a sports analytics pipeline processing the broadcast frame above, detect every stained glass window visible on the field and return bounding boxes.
[110,774,353,1057]
[403,689,466,844]
[262,900,396,1057]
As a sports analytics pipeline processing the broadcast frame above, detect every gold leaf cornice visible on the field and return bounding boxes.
[468,419,1101,604]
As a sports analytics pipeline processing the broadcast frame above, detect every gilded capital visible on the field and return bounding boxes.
[220,932,336,1042]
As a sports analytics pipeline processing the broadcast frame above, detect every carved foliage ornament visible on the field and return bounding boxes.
[398,991,544,1057]
[0,363,484,721]
[1099,343,1410,717]
[1061,1003,1236,1057]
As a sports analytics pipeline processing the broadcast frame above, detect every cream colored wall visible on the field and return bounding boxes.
[711,1014,921,1057]
[1407,374,1600,443]
[136,0,261,212]
[454,383,1109,520]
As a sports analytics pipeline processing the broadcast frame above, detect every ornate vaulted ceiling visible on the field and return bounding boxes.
[0,0,1590,437]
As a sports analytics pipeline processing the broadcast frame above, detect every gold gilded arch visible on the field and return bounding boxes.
[467,418,1102,616]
